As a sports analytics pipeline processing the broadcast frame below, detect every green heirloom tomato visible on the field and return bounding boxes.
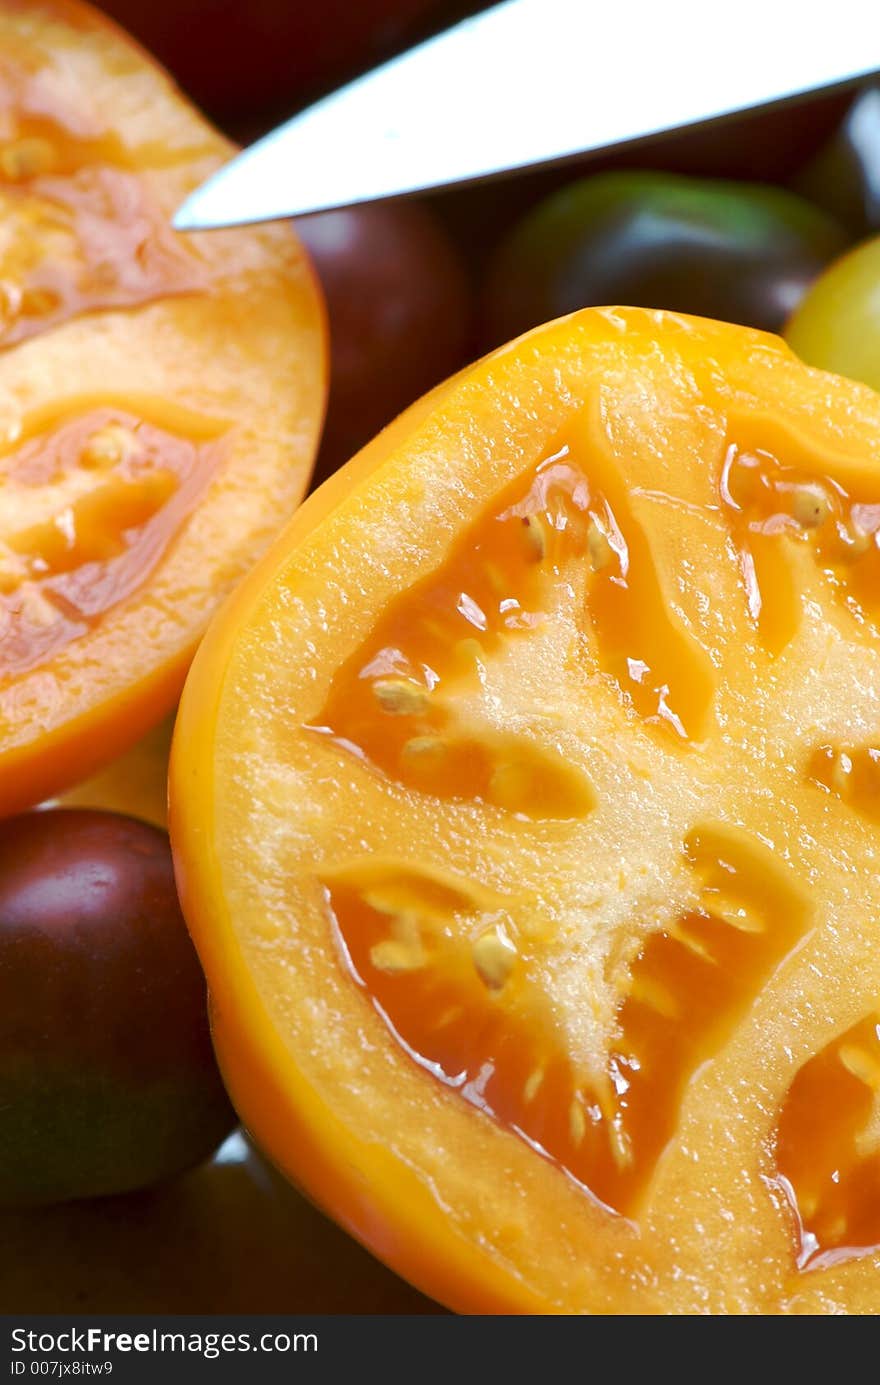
[785,235,880,390]
[482,171,849,349]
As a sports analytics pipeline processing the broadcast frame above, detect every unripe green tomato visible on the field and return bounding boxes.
[785,235,880,390]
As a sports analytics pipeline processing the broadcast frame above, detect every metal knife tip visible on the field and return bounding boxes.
[173,182,307,231]
[172,189,224,232]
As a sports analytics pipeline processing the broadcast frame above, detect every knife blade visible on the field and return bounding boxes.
[174,0,880,231]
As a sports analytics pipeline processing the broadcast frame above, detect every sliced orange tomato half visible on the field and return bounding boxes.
[0,0,325,814]
[171,308,880,1314]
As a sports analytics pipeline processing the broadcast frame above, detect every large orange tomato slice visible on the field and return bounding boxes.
[171,308,880,1313]
[0,0,325,814]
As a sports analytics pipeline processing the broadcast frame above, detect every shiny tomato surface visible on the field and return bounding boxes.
[482,172,848,348]
[786,234,880,390]
[297,201,470,483]
[0,809,234,1207]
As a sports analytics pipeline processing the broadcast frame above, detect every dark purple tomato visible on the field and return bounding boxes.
[481,171,850,350]
[793,86,880,236]
[0,809,235,1207]
[296,201,470,485]
[100,0,447,122]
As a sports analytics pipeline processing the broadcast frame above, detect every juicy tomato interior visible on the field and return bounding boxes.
[0,48,206,349]
[0,0,324,813]
[173,309,880,1314]
[315,414,858,1225]
[1,401,227,677]
[774,1013,880,1271]
[313,400,880,1231]
[325,823,809,1219]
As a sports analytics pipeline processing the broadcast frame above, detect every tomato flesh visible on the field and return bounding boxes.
[2,403,225,676]
[0,0,325,813]
[172,308,880,1313]
[326,823,809,1218]
[720,418,880,655]
[0,49,206,348]
[775,1013,880,1270]
[315,414,820,1218]
[313,428,721,829]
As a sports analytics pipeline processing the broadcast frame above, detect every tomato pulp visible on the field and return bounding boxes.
[172,311,880,1313]
[0,0,325,814]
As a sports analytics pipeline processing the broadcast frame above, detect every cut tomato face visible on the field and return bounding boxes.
[0,0,325,814]
[171,308,880,1314]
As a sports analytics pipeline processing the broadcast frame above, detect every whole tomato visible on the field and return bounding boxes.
[785,234,880,390]
[793,86,880,236]
[481,172,849,349]
[297,201,470,484]
[0,1132,441,1311]
[99,0,447,121]
[0,810,235,1207]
